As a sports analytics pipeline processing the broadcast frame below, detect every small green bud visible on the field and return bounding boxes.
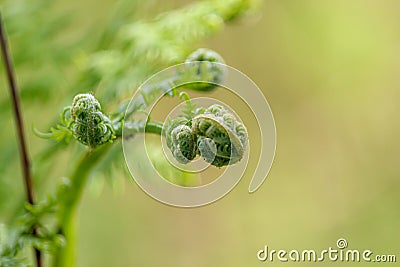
[182,48,226,91]
[70,93,115,149]
[170,125,197,164]
[192,104,247,167]
[166,104,247,167]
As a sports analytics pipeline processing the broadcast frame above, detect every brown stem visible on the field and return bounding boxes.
[0,12,42,267]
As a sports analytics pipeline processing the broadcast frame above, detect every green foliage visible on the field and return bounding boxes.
[0,0,75,103]
[0,180,70,266]
[0,0,79,215]
[83,0,258,100]
[179,92,199,120]
[0,0,257,266]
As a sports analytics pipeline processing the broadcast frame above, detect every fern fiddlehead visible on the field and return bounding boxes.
[193,104,247,167]
[165,104,248,167]
[180,48,226,91]
[169,125,197,164]
[69,93,115,149]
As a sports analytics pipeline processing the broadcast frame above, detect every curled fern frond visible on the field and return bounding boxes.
[163,116,190,159]
[165,103,248,167]
[69,93,115,149]
[169,125,197,164]
[192,104,247,167]
[180,48,226,91]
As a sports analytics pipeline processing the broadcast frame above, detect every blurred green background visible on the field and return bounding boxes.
[1,0,399,266]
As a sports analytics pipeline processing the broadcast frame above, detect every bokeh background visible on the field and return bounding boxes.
[0,0,399,266]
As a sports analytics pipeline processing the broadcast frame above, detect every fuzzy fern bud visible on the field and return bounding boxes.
[70,93,115,149]
[182,48,226,91]
[192,104,247,167]
[166,104,247,167]
[170,125,197,164]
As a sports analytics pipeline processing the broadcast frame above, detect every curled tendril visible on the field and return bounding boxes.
[70,93,115,149]
[193,104,247,167]
[165,103,247,167]
[164,117,192,163]
[170,125,197,164]
[181,48,226,91]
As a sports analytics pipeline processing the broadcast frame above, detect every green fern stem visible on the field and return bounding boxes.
[53,144,111,267]
[53,122,163,267]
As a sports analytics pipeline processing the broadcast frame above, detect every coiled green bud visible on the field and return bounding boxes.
[170,125,197,164]
[192,104,247,167]
[164,117,196,164]
[166,104,247,167]
[70,93,115,149]
[182,48,226,91]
